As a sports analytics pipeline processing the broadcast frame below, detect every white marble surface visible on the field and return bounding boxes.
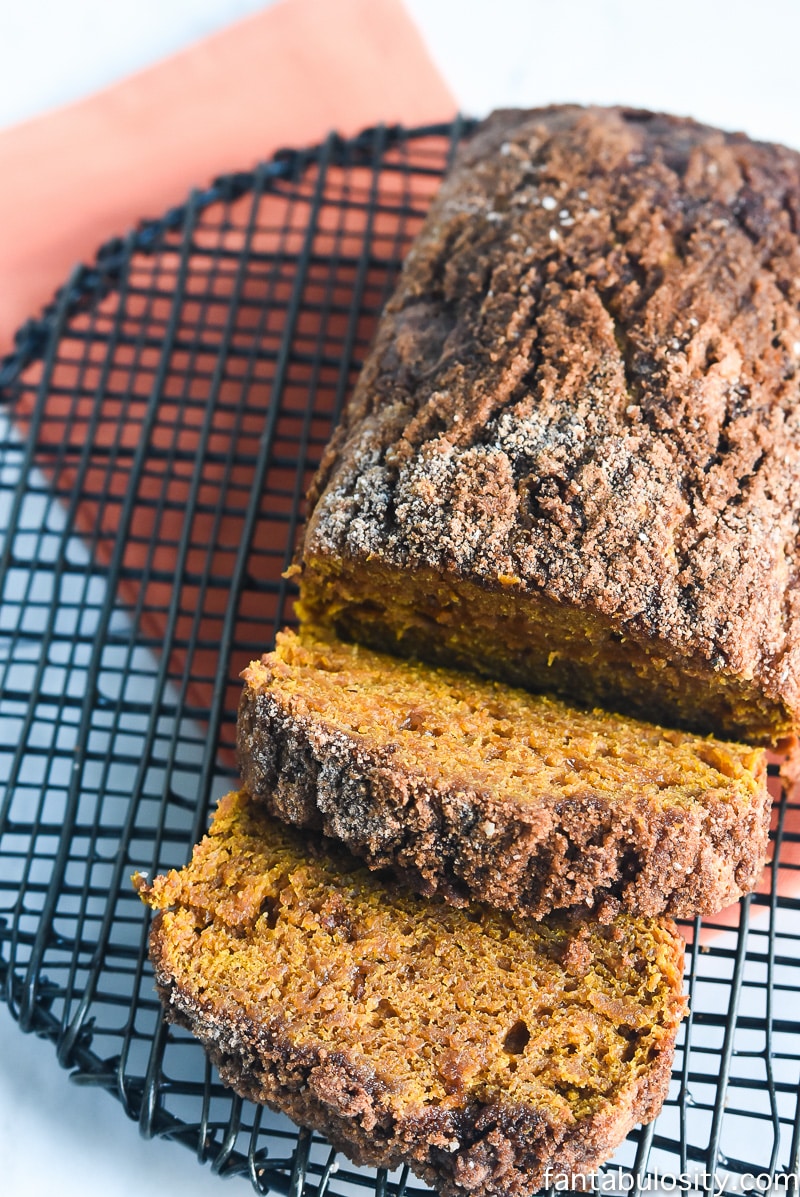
[2,0,800,148]
[2,2,800,1195]
[405,0,800,149]
[0,999,232,1197]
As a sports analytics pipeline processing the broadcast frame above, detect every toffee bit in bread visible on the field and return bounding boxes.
[298,105,800,744]
[136,789,687,1197]
[237,630,770,921]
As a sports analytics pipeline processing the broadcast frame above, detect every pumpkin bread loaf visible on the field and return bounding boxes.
[136,789,686,1197]
[237,630,769,921]
[298,105,800,744]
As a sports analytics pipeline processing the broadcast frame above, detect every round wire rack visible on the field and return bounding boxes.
[1,119,800,1196]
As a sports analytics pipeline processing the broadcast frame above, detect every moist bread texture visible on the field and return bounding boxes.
[136,789,686,1197]
[237,630,769,921]
[298,105,800,743]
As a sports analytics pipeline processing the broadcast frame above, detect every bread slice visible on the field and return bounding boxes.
[237,630,769,921]
[136,789,687,1197]
[297,105,800,744]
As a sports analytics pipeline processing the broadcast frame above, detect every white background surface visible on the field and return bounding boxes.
[1,2,799,1195]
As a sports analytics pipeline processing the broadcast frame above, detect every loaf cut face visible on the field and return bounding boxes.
[136,789,686,1197]
[299,105,800,743]
[237,631,769,920]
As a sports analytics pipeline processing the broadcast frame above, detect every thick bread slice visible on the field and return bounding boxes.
[237,630,769,921]
[298,105,800,744]
[136,789,686,1197]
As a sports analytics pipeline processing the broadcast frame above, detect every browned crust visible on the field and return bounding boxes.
[236,683,771,920]
[300,105,800,741]
[149,915,680,1197]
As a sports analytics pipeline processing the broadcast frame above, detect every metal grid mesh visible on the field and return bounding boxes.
[1,120,800,1195]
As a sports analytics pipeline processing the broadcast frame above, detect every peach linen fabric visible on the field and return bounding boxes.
[0,0,455,357]
[0,1,454,723]
[0,1,456,783]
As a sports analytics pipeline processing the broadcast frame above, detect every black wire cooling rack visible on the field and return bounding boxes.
[2,119,800,1196]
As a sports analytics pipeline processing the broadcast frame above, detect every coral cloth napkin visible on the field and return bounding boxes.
[0,0,456,776]
[0,0,455,358]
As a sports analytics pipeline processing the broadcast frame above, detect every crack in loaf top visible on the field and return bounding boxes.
[305,105,800,713]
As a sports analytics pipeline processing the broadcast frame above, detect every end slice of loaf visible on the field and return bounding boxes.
[237,630,770,921]
[136,789,686,1197]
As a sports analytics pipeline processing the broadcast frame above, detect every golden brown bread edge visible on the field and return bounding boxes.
[147,973,678,1197]
[137,790,687,1197]
[297,105,800,745]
